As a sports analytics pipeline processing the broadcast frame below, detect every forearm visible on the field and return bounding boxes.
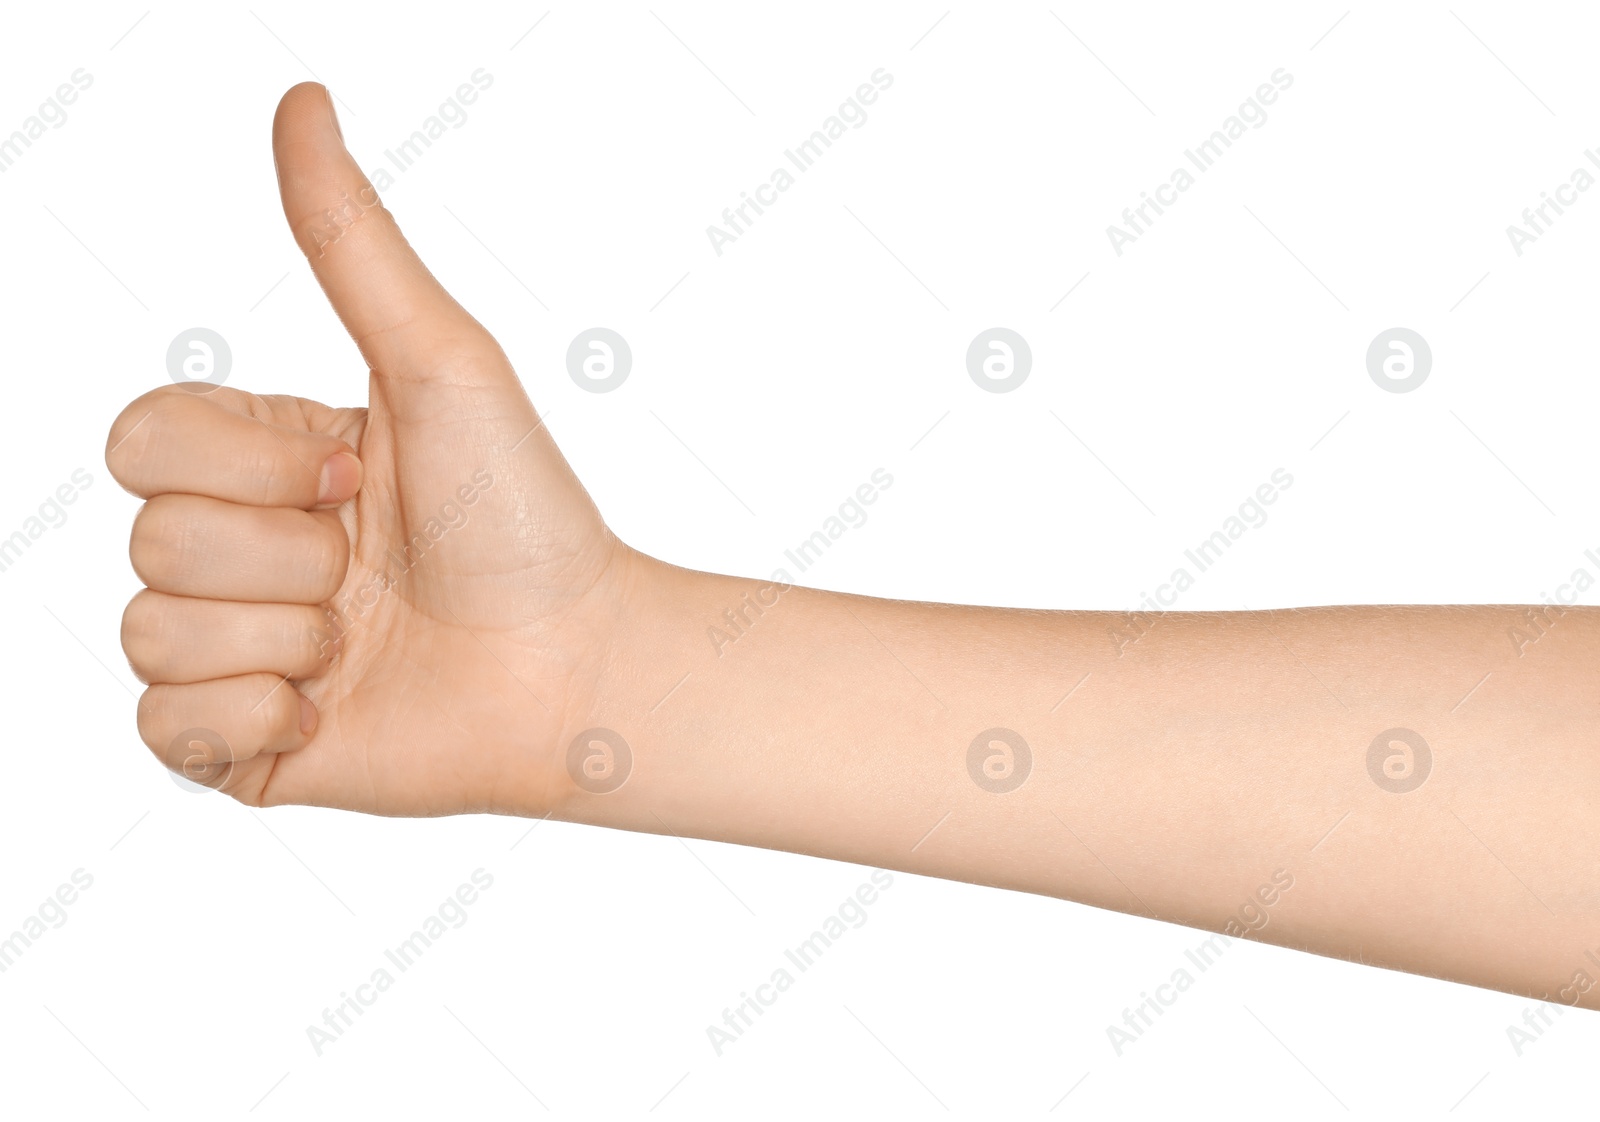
[553,553,1600,1008]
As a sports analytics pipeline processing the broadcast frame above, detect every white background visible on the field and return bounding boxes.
[1,1,1597,1117]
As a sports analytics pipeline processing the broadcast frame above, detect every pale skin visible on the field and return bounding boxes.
[107,84,1600,1011]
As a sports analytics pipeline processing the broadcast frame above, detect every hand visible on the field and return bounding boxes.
[106,83,633,816]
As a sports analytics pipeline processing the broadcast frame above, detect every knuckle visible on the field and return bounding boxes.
[236,439,297,507]
[135,686,166,755]
[104,396,158,487]
[250,448,291,507]
[247,675,300,741]
[128,496,196,590]
[289,607,340,674]
[304,517,350,601]
[105,389,185,491]
[139,677,286,761]
[120,590,171,684]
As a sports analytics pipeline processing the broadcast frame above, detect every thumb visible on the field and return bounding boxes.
[272,82,508,388]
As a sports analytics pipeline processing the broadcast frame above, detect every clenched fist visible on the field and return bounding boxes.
[106,83,633,815]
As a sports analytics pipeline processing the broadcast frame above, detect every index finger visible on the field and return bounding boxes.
[105,387,361,509]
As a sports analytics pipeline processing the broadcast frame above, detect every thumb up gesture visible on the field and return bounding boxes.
[106,83,631,815]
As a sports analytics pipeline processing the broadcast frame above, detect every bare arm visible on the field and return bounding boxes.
[562,566,1600,1009]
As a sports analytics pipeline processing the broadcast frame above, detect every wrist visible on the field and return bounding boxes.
[547,546,788,832]
[537,542,701,823]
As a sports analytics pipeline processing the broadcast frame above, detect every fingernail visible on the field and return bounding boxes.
[322,85,344,142]
[317,451,362,505]
[299,694,318,736]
